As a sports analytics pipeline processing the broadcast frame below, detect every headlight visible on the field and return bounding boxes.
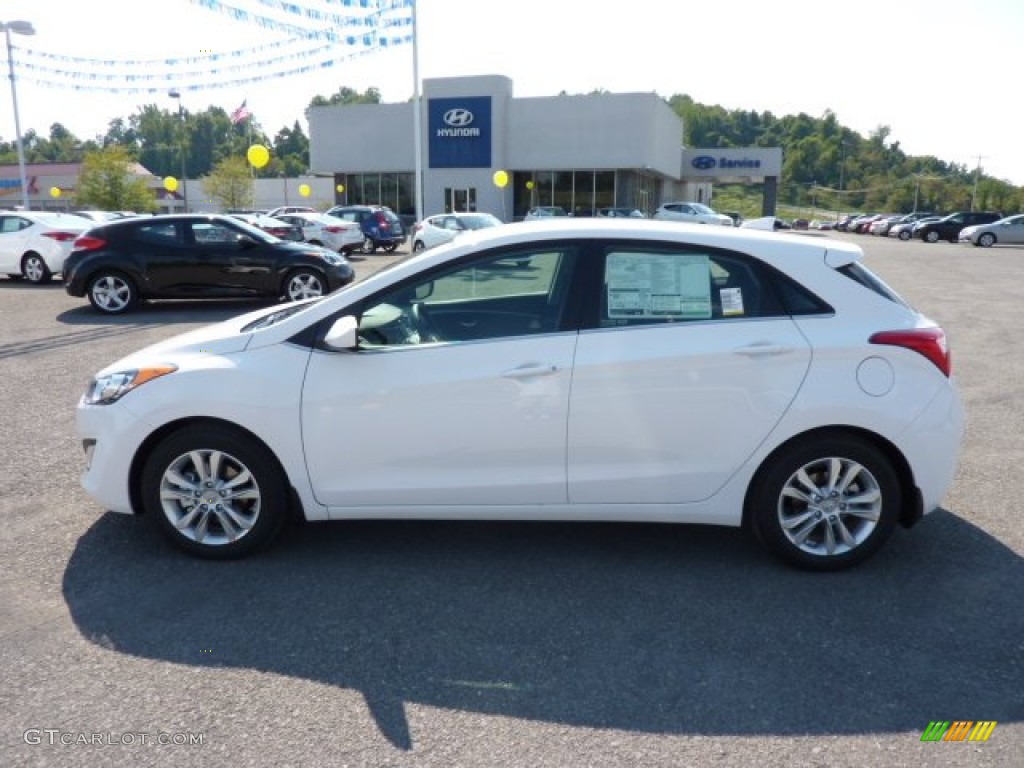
[319,250,346,265]
[82,365,177,405]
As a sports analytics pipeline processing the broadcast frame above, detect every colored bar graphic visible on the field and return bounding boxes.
[921,721,997,742]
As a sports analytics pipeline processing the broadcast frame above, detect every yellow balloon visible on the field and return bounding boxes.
[49,186,61,198]
[335,184,345,193]
[526,181,535,190]
[492,170,509,188]
[299,184,311,197]
[163,176,179,192]
[247,144,270,169]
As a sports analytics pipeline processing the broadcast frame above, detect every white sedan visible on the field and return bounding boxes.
[275,212,364,254]
[653,202,734,227]
[76,220,964,570]
[411,212,503,252]
[0,211,92,283]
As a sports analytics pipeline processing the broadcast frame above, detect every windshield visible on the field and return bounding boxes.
[227,217,280,243]
[462,214,501,230]
[240,300,320,331]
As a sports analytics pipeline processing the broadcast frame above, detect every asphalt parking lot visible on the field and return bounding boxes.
[1,235,1021,768]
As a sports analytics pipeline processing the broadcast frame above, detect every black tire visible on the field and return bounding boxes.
[283,269,327,302]
[977,233,996,247]
[21,252,52,284]
[924,230,940,243]
[383,243,399,253]
[412,240,426,252]
[140,423,289,559]
[747,434,900,571]
[87,271,138,314]
[361,238,377,255]
[898,230,912,241]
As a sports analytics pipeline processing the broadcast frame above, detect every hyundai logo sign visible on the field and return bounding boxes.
[692,155,717,171]
[438,107,481,137]
[443,109,474,128]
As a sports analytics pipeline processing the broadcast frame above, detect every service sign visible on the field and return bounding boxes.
[681,147,782,178]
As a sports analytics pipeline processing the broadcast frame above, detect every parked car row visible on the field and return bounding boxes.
[836,211,1012,244]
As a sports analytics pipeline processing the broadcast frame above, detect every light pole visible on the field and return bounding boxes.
[837,141,847,221]
[168,89,189,212]
[3,19,35,211]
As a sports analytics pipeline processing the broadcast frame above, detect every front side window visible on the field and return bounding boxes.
[597,246,783,328]
[358,246,577,347]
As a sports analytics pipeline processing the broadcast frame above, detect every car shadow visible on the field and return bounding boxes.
[55,298,278,327]
[62,510,1022,750]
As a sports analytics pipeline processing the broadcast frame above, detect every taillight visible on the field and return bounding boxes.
[375,212,390,231]
[869,327,951,377]
[42,231,80,242]
[324,226,343,234]
[72,235,107,251]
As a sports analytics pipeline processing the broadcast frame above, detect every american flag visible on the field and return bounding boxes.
[230,100,251,125]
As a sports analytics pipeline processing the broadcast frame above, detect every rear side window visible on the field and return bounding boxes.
[596,246,784,328]
[134,222,180,245]
[837,262,910,308]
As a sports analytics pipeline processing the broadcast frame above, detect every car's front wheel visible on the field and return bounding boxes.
[747,434,899,571]
[141,423,289,559]
[283,269,326,301]
[87,272,137,314]
[21,252,51,284]
[898,230,912,241]
[977,233,996,247]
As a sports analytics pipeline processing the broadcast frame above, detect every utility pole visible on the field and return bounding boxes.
[970,155,986,212]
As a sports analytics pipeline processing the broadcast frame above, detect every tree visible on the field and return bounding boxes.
[76,145,157,212]
[202,156,254,210]
[307,86,381,109]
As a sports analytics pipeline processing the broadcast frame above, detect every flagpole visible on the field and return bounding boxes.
[412,0,422,223]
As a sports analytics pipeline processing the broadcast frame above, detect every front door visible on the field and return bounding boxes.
[445,187,476,213]
[302,243,581,510]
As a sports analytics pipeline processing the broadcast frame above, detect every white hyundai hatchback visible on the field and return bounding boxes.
[76,220,964,570]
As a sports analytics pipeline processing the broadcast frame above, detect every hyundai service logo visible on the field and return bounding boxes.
[438,108,480,137]
[691,155,717,171]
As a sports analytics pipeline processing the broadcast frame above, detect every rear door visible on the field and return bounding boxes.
[567,242,812,504]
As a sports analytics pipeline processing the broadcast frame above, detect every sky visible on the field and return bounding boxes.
[2,0,1023,186]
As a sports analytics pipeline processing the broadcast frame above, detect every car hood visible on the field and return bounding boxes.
[91,306,292,375]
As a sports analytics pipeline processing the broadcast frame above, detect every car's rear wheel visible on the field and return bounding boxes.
[87,271,137,314]
[141,423,288,559]
[748,434,899,571]
[284,269,326,301]
[924,230,940,243]
[383,243,399,253]
[361,238,377,255]
[412,240,426,252]
[977,233,996,247]
[21,253,51,284]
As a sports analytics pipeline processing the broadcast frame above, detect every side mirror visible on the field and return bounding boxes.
[323,315,359,351]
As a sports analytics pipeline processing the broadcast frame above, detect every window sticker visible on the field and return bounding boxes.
[719,286,745,316]
[606,253,711,319]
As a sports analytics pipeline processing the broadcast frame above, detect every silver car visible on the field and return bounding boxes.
[958,214,1024,247]
[653,202,734,227]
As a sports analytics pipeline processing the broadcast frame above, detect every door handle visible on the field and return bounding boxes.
[501,363,560,379]
[732,342,793,358]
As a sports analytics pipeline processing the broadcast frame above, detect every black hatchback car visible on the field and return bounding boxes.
[325,205,406,254]
[63,214,355,314]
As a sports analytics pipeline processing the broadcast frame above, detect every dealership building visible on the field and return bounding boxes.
[309,74,782,221]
